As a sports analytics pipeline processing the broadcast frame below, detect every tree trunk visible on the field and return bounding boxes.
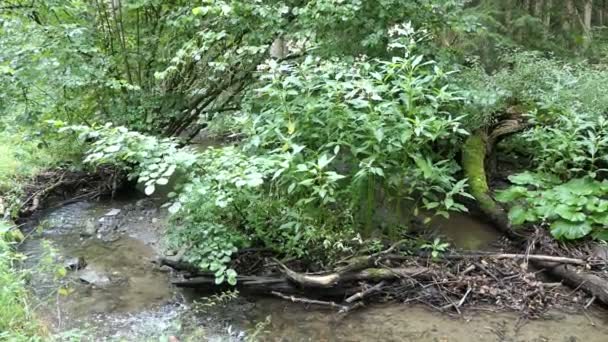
[583,0,593,49]
[544,0,553,29]
[564,0,575,31]
[524,0,531,13]
[585,0,594,35]
[534,0,544,17]
[505,0,513,33]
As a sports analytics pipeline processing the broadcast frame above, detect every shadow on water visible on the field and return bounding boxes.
[19,198,608,341]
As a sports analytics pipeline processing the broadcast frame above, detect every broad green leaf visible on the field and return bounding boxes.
[550,220,592,240]
[508,205,529,225]
[168,202,181,214]
[104,145,121,153]
[555,204,586,221]
[559,177,596,196]
[508,171,544,187]
[495,186,528,202]
[317,154,334,169]
[144,184,155,196]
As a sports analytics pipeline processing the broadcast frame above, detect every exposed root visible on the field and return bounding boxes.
[17,167,122,217]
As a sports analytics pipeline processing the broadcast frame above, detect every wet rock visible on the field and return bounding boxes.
[81,219,98,237]
[105,208,122,217]
[64,256,87,271]
[79,268,112,287]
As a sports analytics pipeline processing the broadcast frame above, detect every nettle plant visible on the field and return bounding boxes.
[243,23,470,217]
[496,172,608,240]
[515,112,608,180]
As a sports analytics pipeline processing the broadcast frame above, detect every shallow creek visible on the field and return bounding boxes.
[20,198,608,341]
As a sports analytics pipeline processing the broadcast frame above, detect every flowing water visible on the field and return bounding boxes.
[20,198,608,341]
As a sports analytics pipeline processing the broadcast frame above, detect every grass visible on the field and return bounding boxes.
[0,132,67,341]
[0,221,47,341]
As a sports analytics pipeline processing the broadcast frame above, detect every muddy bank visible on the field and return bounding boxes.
[245,299,608,341]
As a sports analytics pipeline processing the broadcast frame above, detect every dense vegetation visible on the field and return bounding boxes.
[3,0,608,337]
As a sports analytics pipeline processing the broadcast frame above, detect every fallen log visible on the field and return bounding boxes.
[275,256,430,288]
[534,261,608,306]
[172,266,432,298]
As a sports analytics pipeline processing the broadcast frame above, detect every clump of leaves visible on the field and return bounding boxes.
[420,237,450,260]
[496,172,608,240]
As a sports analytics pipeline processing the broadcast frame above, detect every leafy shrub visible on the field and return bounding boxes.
[167,25,472,276]
[61,26,473,284]
[516,112,608,179]
[496,172,608,240]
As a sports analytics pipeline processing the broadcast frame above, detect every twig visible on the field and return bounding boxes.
[585,296,596,309]
[441,287,472,313]
[345,281,385,303]
[270,291,348,311]
[461,265,476,275]
[475,262,500,282]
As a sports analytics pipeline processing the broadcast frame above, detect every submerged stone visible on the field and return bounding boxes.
[79,268,112,287]
[81,219,97,237]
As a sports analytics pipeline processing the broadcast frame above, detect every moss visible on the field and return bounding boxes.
[461,131,498,213]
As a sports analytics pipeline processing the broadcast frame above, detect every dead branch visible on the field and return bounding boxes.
[271,291,348,311]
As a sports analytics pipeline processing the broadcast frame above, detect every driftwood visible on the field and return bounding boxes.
[271,291,349,311]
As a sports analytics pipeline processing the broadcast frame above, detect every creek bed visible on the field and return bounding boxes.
[19,198,608,341]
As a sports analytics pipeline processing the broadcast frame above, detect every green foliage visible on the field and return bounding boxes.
[496,172,608,240]
[55,121,197,194]
[420,237,450,260]
[241,26,470,217]
[0,221,44,341]
[61,26,473,284]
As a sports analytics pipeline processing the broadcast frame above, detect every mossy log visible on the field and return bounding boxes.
[461,130,517,238]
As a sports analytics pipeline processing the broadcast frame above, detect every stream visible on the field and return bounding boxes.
[19,196,608,341]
